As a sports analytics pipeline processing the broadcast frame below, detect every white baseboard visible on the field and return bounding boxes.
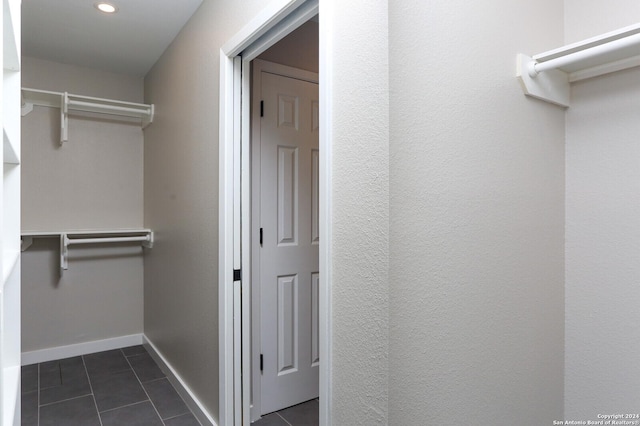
[21,334,144,366]
[143,335,217,426]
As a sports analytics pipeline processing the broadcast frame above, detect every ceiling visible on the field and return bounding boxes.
[22,0,203,77]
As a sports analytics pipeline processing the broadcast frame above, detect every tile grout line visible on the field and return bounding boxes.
[123,348,167,426]
[99,399,152,414]
[275,411,294,426]
[38,392,94,408]
[81,355,104,426]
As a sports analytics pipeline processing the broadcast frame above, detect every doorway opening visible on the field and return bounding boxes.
[250,56,319,422]
[218,1,330,425]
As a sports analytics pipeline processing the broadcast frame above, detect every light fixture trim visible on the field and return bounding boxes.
[95,2,118,13]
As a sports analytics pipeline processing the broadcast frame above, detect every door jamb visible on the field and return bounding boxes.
[218,1,330,425]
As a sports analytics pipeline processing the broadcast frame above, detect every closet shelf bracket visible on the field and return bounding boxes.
[21,88,155,144]
[517,23,640,107]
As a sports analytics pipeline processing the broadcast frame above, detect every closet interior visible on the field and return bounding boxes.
[19,55,150,365]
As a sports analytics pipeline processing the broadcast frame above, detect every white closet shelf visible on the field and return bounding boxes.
[3,128,19,164]
[21,229,154,272]
[2,0,20,71]
[517,23,640,107]
[21,88,155,144]
[1,250,19,284]
[2,365,20,426]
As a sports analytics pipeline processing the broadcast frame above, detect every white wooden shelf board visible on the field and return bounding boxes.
[22,88,154,144]
[2,128,19,165]
[21,88,154,120]
[22,228,153,237]
[2,0,20,71]
[1,250,19,284]
[3,71,20,164]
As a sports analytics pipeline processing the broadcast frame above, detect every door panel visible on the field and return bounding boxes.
[260,71,319,414]
[311,149,320,245]
[277,274,298,374]
[311,272,320,367]
[277,146,298,245]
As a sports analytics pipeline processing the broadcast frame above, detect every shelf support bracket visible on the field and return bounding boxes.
[60,234,69,272]
[21,102,34,116]
[516,54,570,108]
[21,236,33,252]
[61,92,69,145]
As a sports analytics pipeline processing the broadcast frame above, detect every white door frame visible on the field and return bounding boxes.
[218,1,331,425]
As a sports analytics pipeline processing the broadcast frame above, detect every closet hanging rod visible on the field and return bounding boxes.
[528,31,640,77]
[67,99,152,117]
[517,22,640,107]
[60,231,154,272]
[65,235,151,245]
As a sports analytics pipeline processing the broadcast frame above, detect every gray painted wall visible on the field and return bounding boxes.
[143,0,266,420]
[21,57,144,353]
[564,0,640,418]
[258,21,318,72]
[388,1,565,424]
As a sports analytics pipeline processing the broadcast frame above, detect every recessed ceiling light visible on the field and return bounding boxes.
[95,2,118,13]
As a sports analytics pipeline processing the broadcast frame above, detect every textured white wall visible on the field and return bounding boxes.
[388,1,565,424]
[564,2,640,418]
[21,57,144,352]
[322,0,389,424]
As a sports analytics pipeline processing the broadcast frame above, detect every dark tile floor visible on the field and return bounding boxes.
[252,399,319,426]
[21,345,201,426]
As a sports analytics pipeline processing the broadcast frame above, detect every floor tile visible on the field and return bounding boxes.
[39,357,92,405]
[277,399,319,426]
[252,412,290,426]
[128,352,165,382]
[39,395,101,426]
[164,412,202,426]
[100,401,164,426]
[122,345,148,357]
[84,349,131,378]
[21,346,202,426]
[21,365,38,394]
[39,358,67,389]
[144,378,189,419]
[20,390,38,426]
[39,360,61,389]
[91,369,148,412]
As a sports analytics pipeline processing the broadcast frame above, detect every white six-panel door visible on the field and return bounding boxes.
[258,70,319,414]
